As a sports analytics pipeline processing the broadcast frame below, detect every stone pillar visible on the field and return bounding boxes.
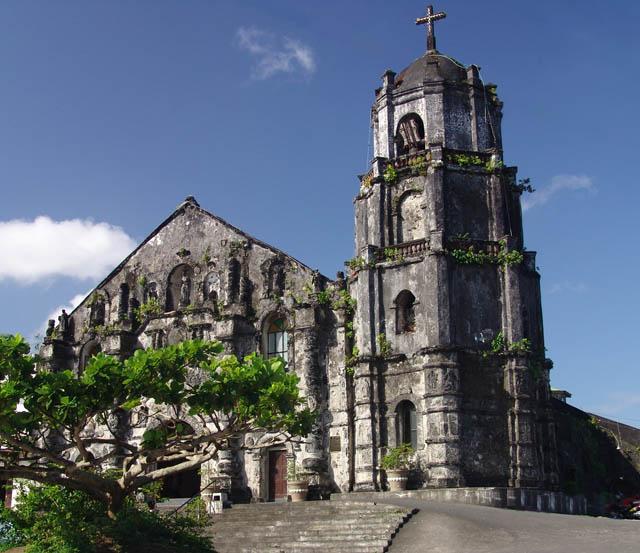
[217,435,246,502]
[505,356,540,487]
[373,70,396,159]
[294,322,327,474]
[502,263,541,488]
[424,351,464,487]
[466,65,482,150]
[426,143,445,252]
[352,358,379,491]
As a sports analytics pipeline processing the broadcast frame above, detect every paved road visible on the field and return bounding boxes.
[382,498,639,553]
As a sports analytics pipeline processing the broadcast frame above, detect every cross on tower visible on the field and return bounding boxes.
[415,5,447,53]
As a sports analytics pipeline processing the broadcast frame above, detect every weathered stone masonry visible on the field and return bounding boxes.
[41,39,561,500]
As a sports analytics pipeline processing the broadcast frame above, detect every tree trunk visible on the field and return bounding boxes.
[106,489,125,520]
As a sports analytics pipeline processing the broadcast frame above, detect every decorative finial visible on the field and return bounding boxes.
[181,195,200,208]
[415,4,447,53]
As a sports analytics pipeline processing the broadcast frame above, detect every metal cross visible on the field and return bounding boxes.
[415,5,447,53]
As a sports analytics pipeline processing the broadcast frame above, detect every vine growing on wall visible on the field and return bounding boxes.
[446,153,484,167]
[332,289,357,315]
[360,172,374,193]
[383,164,398,184]
[449,239,523,268]
[376,333,392,357]
[201,246,212,265]
[408,155,428,176]
[133,298,163,320]
[382,247,404,263]
[345,345,360,376]
[482,331,548,382]
[346,256,375,272]
[487,331,532,355]
[446,152,504,173]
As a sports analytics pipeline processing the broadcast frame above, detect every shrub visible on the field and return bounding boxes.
[381,443,415,471]
[0,485,214,553]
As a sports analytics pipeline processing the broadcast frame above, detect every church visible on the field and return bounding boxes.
[41,7,564,504]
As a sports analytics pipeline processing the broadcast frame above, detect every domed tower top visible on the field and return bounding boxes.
[371,5,503,160]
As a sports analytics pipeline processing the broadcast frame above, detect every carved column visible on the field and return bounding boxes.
[352,358,379,491]
[424,351,464,487]
[504,356,539,487]
[217,434,246,501]
[294,324,327,476]
[502,263,541,488]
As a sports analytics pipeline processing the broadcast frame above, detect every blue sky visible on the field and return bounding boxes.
[0,0,638,425]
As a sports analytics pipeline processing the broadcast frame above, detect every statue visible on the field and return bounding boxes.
[311,269,321,292]
[58,310,70,339]
[179,274,191,307]
[45,319,55,338]
[146,282,158,301]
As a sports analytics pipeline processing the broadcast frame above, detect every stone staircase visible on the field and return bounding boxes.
[205,501,416,553]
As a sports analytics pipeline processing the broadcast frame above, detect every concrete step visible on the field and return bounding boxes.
[206,501,416,553]
[232,544,388,553]
[210,513,405,526]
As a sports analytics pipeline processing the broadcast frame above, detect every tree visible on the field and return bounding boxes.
[0,334,314,518]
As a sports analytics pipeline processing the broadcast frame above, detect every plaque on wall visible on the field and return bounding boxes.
[329,435,341,452]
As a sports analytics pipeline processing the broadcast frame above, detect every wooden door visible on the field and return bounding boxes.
[268,450,288,501]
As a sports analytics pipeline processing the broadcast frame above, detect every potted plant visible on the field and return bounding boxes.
[286,461,309,502]
[381,443,415,491]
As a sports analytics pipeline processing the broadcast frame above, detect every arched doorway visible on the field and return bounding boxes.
[154,420,202,498]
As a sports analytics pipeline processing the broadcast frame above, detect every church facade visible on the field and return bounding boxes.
[41,13,560,502]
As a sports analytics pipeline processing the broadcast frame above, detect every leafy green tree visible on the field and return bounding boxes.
[0,335,314,518]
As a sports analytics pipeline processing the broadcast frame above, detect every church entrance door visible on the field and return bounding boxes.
[268,450,287,501]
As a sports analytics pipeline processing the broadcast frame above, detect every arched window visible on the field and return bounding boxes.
[265,317,289,364]
[396,400,417,449]
[395,290,416,334]
[204,271,220,303]
[395,113,425,156]
[227,259,241,303]
[79,339,101,370]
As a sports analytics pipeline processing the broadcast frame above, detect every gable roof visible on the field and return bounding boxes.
[67,196,330,317]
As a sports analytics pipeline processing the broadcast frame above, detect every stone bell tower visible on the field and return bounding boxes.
[347,5,558,492]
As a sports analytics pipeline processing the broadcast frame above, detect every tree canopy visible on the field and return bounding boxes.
[0,334,314,517]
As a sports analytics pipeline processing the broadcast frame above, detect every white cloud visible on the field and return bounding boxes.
[0,216,137,284]
[236,27,316,80]
[522,174,595,211]
[548,281,589,295]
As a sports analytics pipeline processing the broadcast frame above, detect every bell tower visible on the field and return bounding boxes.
[347,5,558,492]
